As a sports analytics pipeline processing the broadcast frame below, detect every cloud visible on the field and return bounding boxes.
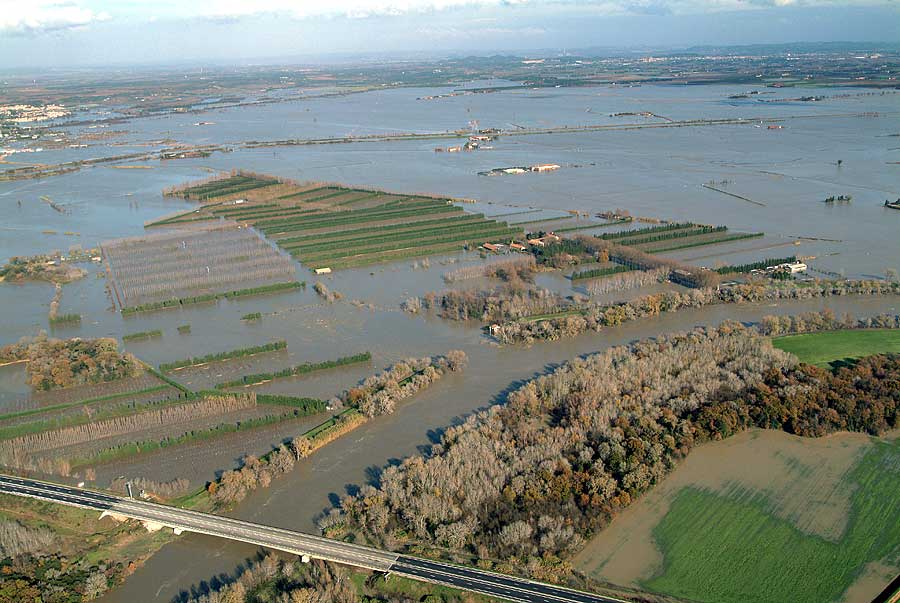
[417,24,547,38]
[192,0,896,22]
[0,1,109,34]
[201,0,533,21]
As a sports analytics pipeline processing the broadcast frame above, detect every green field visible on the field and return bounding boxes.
[772,329,900,367]
[645,437,900,603]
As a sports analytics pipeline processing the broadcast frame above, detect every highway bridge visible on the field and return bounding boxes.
[0,474,629,603]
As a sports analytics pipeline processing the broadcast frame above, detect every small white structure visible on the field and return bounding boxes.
[315,267,332,275]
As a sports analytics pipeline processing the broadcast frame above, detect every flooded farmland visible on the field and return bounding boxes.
[1,81,898,603]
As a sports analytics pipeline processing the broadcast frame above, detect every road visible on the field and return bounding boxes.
[0,475,629,603]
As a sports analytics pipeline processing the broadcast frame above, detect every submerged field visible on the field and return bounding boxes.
[575,429,900,603]
[772,329,900,367]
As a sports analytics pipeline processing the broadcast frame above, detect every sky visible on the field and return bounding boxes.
[0,0,897,68]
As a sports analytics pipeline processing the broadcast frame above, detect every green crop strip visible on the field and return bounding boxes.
[122,329,163,342]
[599,222,698,240]
[570,265,631,281]
[285,220,506,255]
[639,232,762,253]
[277,214,486,247]
[214,351,372,389]
[159,340,287,372]
[120,281,304,315]
[256,200,455,231]
[715,257,798,274]
[296,226,520,263]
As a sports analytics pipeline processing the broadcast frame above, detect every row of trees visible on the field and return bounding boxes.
[759,309,900,336]
[443,256,537,283]
[0,394,257,470]
[585,267,670,296]
[329,321,899,584]
[208,352,468,506]
[495,279,900,344]
[0,334,139,392]
[419,286,569,323]
[0,519,57,559]
[340,351,468,418]
[185,555,464,603]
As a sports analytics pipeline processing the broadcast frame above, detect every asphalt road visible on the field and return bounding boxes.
[0,474,629,603]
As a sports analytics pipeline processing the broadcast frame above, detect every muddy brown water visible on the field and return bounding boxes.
[0,83,897,602]
[97,294,900,603]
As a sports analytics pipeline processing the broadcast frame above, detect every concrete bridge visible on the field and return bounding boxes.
[0,474,629,603]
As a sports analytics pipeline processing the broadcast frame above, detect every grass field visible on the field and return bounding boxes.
[772,329,900,367]
[644,436,900,603]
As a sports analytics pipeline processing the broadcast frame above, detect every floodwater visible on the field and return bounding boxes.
[97,295,900,603]
[0,82,898,602]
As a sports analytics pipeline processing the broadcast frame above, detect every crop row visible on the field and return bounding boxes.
[332,192,382,207]
[122,329,163,342]
[256,199,453,231]
[276,186,330,200]
[182,177,277,201]
[715,256,798,274]
[68,410,304,470]
[218,207,323,222]
[277,213,486,247]
[310,241,474,270]
[114,257,295,299]
[49,314,81,325]
[263,204,461,235]
[0,395,256,460]
[254,395,326,413]
[148,214,219,227]
[214,203,280,217]
[600,222,697,240]
[296,225,521,263]
[121,281,304,315]
[0,385,174,425]
[159,340,287,372]
[195,179,278,201]
[617,225,727,247]
[285,219,505,255]
[180,175,257,195]
[570,265,631,281]
[255,195,444,227]
[641,232,763,253]
[179,176,261,197]
[214,351,372,389]
[186,174,256,189]
[0,392,181,442]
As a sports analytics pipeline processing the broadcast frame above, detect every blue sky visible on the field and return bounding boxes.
[1,0,897,67]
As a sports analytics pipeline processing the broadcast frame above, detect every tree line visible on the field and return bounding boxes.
[207,352,468,507]
[327,321,899,586]
[0,394,256,470]
[494,279,900,344]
